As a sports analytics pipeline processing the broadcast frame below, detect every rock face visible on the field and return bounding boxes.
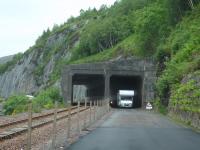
[0,52,37,97]
[0,55,14,64]
[0,25,80,98]
[0,103,2,114]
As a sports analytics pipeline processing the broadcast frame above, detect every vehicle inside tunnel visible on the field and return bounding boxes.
[109,75,143,108]
[72,74,105,103]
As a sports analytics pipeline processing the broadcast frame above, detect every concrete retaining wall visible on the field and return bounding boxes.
[169,109,200,129]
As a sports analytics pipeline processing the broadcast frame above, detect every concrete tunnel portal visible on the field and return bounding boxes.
[61,58,156,108]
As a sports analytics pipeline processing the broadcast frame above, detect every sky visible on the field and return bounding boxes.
[0,0,117,58]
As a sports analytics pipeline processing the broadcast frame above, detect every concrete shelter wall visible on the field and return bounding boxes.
[61,57,156,107]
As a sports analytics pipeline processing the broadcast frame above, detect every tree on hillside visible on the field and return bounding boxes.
[77,15,132,56]
[133,2,169,56]
[165,0,200,25]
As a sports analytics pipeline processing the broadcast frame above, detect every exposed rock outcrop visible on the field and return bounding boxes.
[0,55,14,64]
[0,24,80,98]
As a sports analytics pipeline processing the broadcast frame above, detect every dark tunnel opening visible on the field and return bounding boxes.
[109,75,143,108]
[72,74,105,104]
[71,74,143,108]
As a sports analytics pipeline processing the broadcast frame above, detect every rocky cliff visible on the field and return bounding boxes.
[0,22,83,98]
[0,55,14,64]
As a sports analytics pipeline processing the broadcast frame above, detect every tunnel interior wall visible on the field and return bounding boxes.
[72,74,105,103]
[73,85,87,101]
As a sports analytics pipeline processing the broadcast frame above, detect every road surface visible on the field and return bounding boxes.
[67,109,200,150]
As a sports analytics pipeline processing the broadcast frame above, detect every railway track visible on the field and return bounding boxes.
[0,106,78,128]
[0,106,89,141]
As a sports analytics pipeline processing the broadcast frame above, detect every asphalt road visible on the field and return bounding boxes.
[67,109,200,150]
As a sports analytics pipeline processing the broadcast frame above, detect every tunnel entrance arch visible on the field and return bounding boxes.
[61,58,156,108]
[72,74,105,103]
[110,75,143,108]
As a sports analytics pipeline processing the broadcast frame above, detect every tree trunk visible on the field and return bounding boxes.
[109,32,113,48]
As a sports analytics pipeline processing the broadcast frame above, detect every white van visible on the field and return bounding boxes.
[117,90,134,108]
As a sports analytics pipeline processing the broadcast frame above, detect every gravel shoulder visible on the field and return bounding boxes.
[0,105,110,150]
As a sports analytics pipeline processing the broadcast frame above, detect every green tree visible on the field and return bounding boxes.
[133,2,169,56]
[165,0,200,25]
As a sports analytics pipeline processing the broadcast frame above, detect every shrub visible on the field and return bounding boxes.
[3,95,29,115]
[153,98,168,115]
[32,87,64,111]
[0,97,4,103]
[3,87,64,115]
[169,79,200,113]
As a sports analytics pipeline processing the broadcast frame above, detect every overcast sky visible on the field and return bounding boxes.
[0,0,116,58]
